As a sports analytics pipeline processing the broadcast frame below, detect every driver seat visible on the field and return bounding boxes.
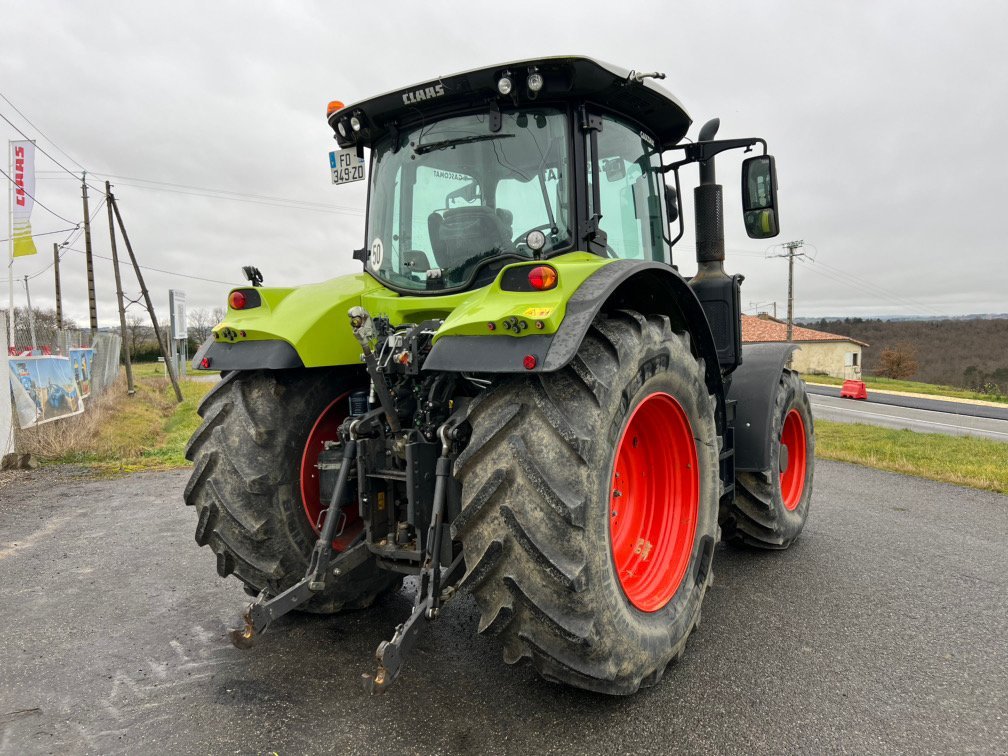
[427,207,508,269]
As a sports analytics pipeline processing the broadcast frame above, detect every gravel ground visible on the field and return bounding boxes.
[0,460,1005,754]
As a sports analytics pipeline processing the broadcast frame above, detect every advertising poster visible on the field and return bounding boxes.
[70,347,95,398]
[8,355,84,428]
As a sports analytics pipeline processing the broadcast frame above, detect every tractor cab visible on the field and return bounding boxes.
[328,57,695,295]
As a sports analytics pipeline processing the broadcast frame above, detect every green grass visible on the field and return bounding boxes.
[20,365,215,474]
[815,420,1008,494]
[20,363,1008,495]
[803,373,1007,404]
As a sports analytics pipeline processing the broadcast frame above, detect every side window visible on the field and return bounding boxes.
[587,115,667,262]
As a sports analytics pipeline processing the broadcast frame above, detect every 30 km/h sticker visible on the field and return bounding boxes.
[330,148,365,185]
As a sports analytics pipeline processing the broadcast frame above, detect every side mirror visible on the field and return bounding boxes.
[741,155,779,239]
[664,185,679,223]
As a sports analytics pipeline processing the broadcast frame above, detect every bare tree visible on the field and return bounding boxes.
[878,343,918,380]
[125,311,154,359]
[188,307,216,345]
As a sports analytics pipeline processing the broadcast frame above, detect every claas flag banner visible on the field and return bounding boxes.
[11,140,38,258]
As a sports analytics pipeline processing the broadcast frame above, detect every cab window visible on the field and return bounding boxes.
[587,114,667,262]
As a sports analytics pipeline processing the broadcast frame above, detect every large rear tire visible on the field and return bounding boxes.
[183,368,400,613]
[723,369,815,549]
[453,311,721,694]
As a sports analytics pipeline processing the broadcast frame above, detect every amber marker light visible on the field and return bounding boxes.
[527,265,558,291]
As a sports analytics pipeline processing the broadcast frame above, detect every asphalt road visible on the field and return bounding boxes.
[806,384,1008,421]
[1,464,1006,754]
[808,390,1008,442]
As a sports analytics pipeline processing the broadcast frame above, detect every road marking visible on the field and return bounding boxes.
[811,400,1008,439]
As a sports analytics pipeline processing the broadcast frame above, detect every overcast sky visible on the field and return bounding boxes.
[2,0,1007,328]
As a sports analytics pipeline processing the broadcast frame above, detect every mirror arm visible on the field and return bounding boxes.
[661,137,766,172]
[668,165,685,251]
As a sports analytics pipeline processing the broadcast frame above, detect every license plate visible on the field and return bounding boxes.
[330,148,365,185]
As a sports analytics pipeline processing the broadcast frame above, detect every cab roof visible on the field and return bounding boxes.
[328,56,692,151]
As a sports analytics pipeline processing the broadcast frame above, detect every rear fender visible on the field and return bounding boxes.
[426,260,726,429]
[727,343,798,471]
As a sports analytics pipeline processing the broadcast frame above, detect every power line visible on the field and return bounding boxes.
[93,172,360,212]
[0,110,103,194]
[101,177,364,217]
[0,166,81,225]
[803,257,944,316]
[796,256,945,317]
[33,171,364,216]
[64,247,236,286]
[0,92,87,171]
[0,225,78,243]
[0,197,106,285]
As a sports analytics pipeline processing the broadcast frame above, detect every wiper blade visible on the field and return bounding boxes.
[414,133,514,155]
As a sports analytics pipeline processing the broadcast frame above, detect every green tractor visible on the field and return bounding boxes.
[186,56,815,695]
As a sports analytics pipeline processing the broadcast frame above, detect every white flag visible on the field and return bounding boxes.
[11,140,38,257]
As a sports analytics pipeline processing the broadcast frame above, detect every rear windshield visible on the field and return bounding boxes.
[365,108,571,292]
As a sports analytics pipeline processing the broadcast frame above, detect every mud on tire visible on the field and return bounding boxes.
[452,311,721,694]
[722,369,815,549]
[183,368,400,613]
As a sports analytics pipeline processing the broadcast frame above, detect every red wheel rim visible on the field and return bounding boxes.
[300,394,362,551]
[609,392,699,613]
[780,408,807,511]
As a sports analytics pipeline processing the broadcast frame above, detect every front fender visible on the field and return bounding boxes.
[727,343,799,471]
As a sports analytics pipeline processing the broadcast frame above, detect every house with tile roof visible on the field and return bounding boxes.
[741,314,869,379]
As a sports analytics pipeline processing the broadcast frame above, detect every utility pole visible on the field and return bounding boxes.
[81,172,98,340]
[109,191,182,402]
[769,240,807,341]
[53,242,63,330]
[22,275,37,351]
[105,181,134,394]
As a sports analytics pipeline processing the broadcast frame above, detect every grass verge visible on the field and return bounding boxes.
[15,364,1007,495]
[803,374,1007,404]
[17,363,215,474]
[815,420,1008,494]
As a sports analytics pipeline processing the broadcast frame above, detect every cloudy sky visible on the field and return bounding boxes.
[2,0,1007,328]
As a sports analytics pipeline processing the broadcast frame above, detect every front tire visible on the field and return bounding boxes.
[183,368,400,613]
[723,369,815,549]
[453,311,720,694]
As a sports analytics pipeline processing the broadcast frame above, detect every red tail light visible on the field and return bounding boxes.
[229,291,247,310]
[527,265,558,291]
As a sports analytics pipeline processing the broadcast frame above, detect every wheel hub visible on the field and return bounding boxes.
[609,392,699,613]
[779,408,807,511]
[300,395,362,550]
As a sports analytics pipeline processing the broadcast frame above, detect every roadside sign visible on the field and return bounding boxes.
[169,289,187,340]
[330,148,365,185]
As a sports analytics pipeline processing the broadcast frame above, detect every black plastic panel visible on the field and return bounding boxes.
[192,337,304,371]
[727,343,797,471]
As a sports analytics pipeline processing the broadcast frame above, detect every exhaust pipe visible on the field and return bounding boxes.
[693,118,725,281]
[689,117,743,372]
